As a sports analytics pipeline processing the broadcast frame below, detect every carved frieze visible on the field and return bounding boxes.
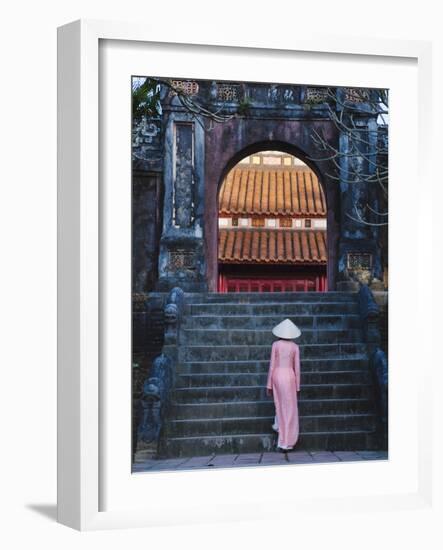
[347,252,373,270]
[169,80,199,96]
[168,249,196,271]
[132,116,161,161]
[267,85,298,103]
[132,116,160,146]
[305,86,329,103]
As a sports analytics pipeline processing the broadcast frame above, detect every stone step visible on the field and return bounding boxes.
[181,328,363,345]
[171,398,374,419]
[184,291,357,304]
[179,356,369,374]
[176,370,370,388]
[181,343,367,362]
[154,290,381,458]
[187,314,362,330]
[159,430,379,457]
[165,413,377,437]
[172,383,373,403]
[187,302,359,316]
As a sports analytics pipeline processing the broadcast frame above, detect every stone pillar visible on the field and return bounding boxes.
[336,91,383,291]
[156,112,207,292]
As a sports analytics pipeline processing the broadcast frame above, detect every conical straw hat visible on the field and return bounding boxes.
[272,318,301,339]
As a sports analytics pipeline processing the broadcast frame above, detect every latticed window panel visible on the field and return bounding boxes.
[279,218,293,228]
[252,217,265,228]
[217,84,240,102]
[169,80,199,96]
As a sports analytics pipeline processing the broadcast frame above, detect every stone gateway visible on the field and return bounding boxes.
[132,79,387,295]
[131,78,388,467]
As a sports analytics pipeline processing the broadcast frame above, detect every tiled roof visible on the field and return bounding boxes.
[219,166,326,217]
[218,229,327,264]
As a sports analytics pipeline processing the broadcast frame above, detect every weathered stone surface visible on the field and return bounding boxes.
[133,449,387,472]
[150,291,386,459]
[155,111,207,292]
[133,80,385,293]
[173,123,195,228]
[137,353,172,445]
[133,451,388,473]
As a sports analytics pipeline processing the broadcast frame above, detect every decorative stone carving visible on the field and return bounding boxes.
[343,251,373,286]
[173,122,195,227]
[132,116,160,147]
[136,287,186,452]
[169,80,199,96]
[132,292,148,312]
[168,249,196,271]
[357,284,381,348]
[217,84,240,102]
[267,85,297,103]
[347,252,372,270]
[137,354,172,446]
[164,302,178,324]
[344,88,370,103]
[163,287,185,346]
[305,87,329,103]
[132,116,161,162]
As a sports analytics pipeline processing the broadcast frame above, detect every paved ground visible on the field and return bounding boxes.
[132,449,388,473]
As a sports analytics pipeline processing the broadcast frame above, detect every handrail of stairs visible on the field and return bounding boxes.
[369,348,388,449]
[357,284,381,348]
[137,287,186,454]
[357,284,388,449]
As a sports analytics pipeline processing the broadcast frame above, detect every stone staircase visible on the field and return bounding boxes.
[159,292,380,458]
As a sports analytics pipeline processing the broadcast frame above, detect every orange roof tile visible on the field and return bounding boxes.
[219,166,326,217]
[218,229,327,264]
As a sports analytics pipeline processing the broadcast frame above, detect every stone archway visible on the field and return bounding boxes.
[145,80,384,294]
[216,149,330,293]
[204,135,340,292]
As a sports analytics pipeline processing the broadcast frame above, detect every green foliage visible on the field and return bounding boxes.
[132,78,163,119]
[237,97,252,116]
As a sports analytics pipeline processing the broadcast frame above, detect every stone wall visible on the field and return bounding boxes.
[132,79,387,294]
[132,293,166,458]
[373,291,388,354]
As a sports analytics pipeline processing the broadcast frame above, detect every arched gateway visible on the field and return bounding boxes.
[132,79,385,295]
[131,79,389,462]
[217,150,328,293]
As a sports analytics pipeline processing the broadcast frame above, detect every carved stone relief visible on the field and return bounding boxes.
[168,249,196,271]
[347,252,372,270]
[169,80,199,96]
[305,87,329,103]
[217,84,240,102]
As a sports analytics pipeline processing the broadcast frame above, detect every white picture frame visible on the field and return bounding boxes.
[57,19,436,531]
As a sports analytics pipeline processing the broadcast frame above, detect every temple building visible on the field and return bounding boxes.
[218,152,328,292]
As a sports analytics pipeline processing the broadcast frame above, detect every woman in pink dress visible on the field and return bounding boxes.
[266,319,302,451]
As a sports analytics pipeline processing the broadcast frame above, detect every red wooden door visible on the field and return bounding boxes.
[218,274,327,293]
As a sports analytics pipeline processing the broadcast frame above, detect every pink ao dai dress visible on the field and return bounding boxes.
[266,339,301,450]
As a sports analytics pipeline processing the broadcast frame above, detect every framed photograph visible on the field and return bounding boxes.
[57,20,434,531]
